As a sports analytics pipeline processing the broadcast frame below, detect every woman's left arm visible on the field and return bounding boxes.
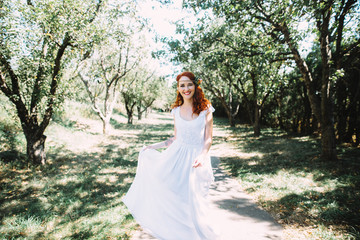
[192,111,213,168]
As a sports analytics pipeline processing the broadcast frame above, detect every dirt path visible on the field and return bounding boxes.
[131,156,283,240]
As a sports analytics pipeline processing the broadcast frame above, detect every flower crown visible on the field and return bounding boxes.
[193,76,203,86]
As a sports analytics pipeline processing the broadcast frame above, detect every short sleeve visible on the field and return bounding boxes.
[207,105,215,114]
[201,104,215,116]
[171,107,178,116]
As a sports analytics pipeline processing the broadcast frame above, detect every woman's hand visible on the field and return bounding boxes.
[192,154,205,168]
[142,145,154,151]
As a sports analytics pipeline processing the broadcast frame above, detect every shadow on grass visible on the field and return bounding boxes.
[113,108,129,119]
[0,112,178,239]
[217,122,360,237]
[267,186,360,225]
[0,142,139,239]
[3,112,359,239]
[110,118,173,132]
[221,124,360,176]
[110,117,174,145]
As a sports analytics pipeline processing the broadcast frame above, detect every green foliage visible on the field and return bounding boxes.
[120,61,166,123]
[178,0,360,147]
[0,0,121,163]
[168,8,290,128]
[0,96,25,154]
[1,0,105,112]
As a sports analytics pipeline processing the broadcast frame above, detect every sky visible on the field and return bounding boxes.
[138,0,195,82]
[139,0,184,37]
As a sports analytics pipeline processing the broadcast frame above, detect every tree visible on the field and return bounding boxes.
[233,57,280,136]
[168,17,284,132]
[72,1,140,134]
[77,38,140,134]
[186,0,360,161]
[120,66,163,124]
[136,72,159,121]
[168,22,241,126]
[0,0,104,164]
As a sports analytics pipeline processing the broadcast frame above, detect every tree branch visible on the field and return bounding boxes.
[341,38,360,56]
[0,53,21,97]
[100,55,110,83]
[333,0,356,65]
[39,32,71,134]
[88,0,103,24]
[30,35,47,114]
[0,69,13,99]
[78,70,105,120]
[215,37,264,57]
[27,0,33,6]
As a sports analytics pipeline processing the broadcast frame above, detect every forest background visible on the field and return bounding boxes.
[0,0,359,239]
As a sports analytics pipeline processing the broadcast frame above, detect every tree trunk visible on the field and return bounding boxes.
[251,72,260,136]
[279,21,337,161]
[128,112,133,124]
[229,114,234,127]
[320,118,337,161]
[345,69,360,144]
[254,101,260,137]
[137,104,142,120]
[301,84,313,134]
[244,100,253,125]
[291,118,297,132]
[228,80,234,127]
[214,94,235,127]
[318,8,338,161]
[223,103,234,127]
[356,118,360,146]
[123,93,136,125]
[275,93,284,129]
[346,101,359,144]
[26,134,46,165]
[102,116,110,135]
[336,79,347,142]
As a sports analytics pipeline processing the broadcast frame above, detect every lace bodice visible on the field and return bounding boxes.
[171,105,215,146]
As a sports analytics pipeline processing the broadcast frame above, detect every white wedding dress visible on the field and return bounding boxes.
[123,105,218,240]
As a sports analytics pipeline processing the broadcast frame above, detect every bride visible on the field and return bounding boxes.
[123,71,219,240]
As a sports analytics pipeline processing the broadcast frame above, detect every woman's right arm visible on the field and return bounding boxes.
[143,117,177,150]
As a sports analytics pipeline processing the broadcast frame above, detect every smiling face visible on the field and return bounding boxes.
[178,76,196,101]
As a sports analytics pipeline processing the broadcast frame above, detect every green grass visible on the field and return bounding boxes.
[217,124,360,239]
[1,100,359,239]
[0,141,138,239]
[0,100,174,239]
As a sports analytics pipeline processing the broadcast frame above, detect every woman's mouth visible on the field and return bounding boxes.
[184,91,191,95]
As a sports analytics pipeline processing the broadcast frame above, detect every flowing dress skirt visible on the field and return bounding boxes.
[123,140,218,240]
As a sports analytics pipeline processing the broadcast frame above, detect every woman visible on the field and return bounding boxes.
[123,71,219,240]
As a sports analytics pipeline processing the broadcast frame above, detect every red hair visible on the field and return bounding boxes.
[171,71,211,115]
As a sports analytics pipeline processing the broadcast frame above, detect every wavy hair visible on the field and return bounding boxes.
[171,71,211,115]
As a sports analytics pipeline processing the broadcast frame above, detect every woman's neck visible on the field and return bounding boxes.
[182,98,193,108]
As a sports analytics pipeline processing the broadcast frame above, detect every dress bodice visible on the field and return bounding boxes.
[171,105,215,146]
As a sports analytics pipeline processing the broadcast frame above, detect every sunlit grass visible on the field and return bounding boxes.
[1,101,359,239]
[0,101,174,239]
[217,123,360,240]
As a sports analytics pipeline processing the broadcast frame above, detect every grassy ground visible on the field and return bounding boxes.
[1,100,359,239]
[212,118,360,240]
[0,101,174,239]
